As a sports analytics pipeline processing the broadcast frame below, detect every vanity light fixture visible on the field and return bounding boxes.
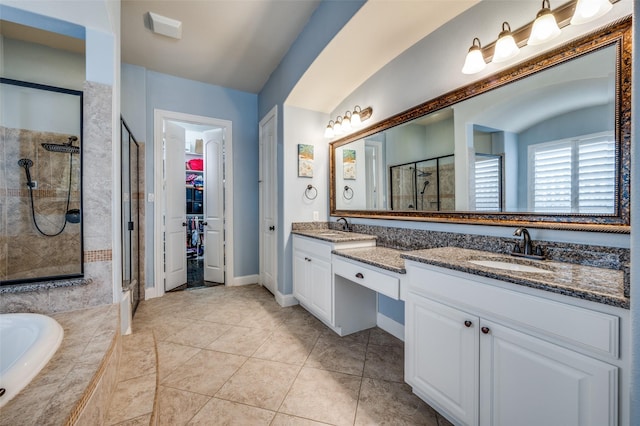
[324,106,373,138]
[462,38,487,74]
[570,0,613,25]
[333,116,344,135]
[343,111,353,131]
[461,0,615,74]
[324,120,335,139]
[492,22,520,63]
[528,0,561,46]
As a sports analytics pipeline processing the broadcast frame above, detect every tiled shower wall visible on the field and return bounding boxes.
[0,81,115,313]
[1,127,81,280]
[390,163,455,211]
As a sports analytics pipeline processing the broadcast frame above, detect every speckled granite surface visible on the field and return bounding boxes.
[0,277,90,294]
[292,228,377,243]
[402,247,628,309]
[291,222,330,231]
[333,247,407,274]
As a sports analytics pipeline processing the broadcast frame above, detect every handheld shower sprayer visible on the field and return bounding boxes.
[18,158,35,187]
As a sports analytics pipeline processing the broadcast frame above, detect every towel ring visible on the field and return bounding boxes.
[304,184,318,200]
[343,186,354,200]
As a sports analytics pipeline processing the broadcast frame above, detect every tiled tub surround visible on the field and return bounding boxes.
[0,304,121,426]
[403,247,627,309]
[1,81,115,314]
[0,127,82,281]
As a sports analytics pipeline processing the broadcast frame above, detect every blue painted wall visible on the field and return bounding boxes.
[258,0,366,296]
[121,65,258,285]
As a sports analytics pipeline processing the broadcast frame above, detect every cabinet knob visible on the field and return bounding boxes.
[305,257,311,262]
[355,272,364,279]
[481,326,490,334]
[182,222,187,227]
[464,320,472,328]
[269,225,275,231]
[201,222,208,226]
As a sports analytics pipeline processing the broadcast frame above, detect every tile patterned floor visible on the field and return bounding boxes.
[108,284,453,426]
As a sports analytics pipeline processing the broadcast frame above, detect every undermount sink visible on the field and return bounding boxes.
[468,259,552,274]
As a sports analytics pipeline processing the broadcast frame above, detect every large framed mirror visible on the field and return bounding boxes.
[330,17,631,232]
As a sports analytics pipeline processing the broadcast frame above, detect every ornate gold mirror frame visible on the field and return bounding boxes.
[329,17,631,233]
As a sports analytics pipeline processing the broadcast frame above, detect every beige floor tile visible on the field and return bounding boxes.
[118,331,156,382]
[106,373,156,425]
[146,316,195,342]
[280,367,362,426]
[305,335,366,376]
[202,302,251,325]
[355,378,439,426]
[111,414,152,425]
[156,341,201,380]
[363,343,404,383]
[271,413,333,425]
[162,349,246,396]
[207,325,272,356]
[187,397,275,425]
[238,310,290,330]
[157,385,211,425]
[437,413,456,426]
[216,358,300,410]
[369,327,404,347]
[253,328,318,365]
[164,321,231,348]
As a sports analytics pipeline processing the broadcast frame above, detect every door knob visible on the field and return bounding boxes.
[269,225,275,231]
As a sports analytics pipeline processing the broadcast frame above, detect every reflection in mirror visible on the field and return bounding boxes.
[1,19,85,284]
[330,18,630,231]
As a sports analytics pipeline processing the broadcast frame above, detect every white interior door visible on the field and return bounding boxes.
[164,121,187,291]
[203,129,225,283]
[259,109,277,294]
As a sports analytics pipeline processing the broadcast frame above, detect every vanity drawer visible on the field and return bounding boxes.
[293,235,332,260]
[333,256,400,300]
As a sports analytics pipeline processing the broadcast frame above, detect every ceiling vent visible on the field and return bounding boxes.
[147,12,182,40]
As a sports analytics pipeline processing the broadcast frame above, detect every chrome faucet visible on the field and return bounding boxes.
[513,227,533,255]
[336,217,352,232]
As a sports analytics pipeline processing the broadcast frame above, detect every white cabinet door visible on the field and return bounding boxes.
[406,292,479,426]
[293,249,310,305]
[309,256,332,323]
[479,320,618,426]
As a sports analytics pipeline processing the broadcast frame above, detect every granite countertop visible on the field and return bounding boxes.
[402,247,628,309]
[332,247,407,274]
[292,229,378,243]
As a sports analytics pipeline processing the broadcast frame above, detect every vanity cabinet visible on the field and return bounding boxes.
[292,234,375,327]
[405,261,620,426]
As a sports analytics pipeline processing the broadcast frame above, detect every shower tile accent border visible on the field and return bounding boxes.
[84,249,113,263]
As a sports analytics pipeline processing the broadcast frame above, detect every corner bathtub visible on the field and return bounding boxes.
[0,313,64,408]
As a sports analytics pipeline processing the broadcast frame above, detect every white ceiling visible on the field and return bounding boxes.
[121,0,478,107]
[121,0,321,94]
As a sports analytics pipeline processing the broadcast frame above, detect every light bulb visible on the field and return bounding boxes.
[462,38,486,74]
[351,107,362,127]
[324,121,334,139]
[571,0,612,25]
[343,111,352,131]
[528,1,561,46]
[492,22,520,64]
[334,117,343,135]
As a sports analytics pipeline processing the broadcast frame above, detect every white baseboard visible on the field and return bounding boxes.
[377,312,405,342]
[276,291,299,307]
[230,274,259,286]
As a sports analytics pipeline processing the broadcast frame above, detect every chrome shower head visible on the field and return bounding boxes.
[41,136,80,154]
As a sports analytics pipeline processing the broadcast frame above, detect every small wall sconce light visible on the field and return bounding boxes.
[462,38,487,74]
[492,22,520,63]
[528,0,561,46]
[462,0,614,74]
[324,106,373,139]
[571,0,613,25]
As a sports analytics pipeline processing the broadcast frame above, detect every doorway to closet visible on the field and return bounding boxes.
[153,110,234,296]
